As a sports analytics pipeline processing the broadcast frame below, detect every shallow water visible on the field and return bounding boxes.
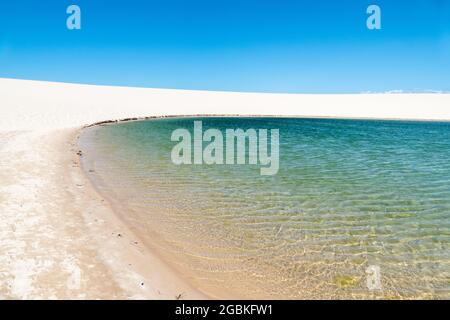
[80,117,450,299]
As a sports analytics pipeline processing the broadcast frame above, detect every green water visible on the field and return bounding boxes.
[80,117,450,299]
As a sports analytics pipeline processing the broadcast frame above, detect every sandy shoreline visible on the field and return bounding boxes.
[0,128,207,299]
[1,78,450,299]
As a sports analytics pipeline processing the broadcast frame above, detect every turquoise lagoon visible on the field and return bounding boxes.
[79,117,450,299]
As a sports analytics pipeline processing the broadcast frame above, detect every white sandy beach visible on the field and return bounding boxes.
[1,77,450,299]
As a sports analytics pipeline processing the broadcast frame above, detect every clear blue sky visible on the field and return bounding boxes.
[0,0,449,93]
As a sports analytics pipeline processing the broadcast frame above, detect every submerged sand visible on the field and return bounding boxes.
[1,78,450,299]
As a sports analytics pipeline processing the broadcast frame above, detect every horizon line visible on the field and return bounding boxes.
[2,76,449,96]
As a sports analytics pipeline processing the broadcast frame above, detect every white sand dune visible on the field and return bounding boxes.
[0,77,449,300]
[1,78,450,131]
